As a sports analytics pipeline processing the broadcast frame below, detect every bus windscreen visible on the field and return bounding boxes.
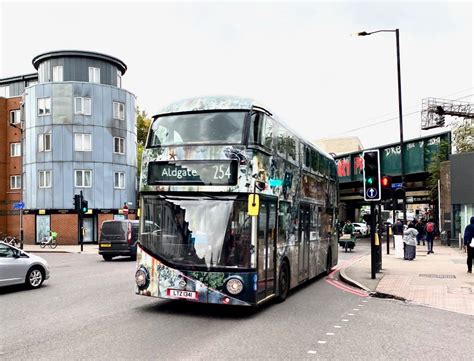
[149,111,246,146]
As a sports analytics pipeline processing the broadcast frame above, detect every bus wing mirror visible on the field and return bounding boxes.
[248,194,259,216]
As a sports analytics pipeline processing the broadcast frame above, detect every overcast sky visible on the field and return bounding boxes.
[1,0,472,149]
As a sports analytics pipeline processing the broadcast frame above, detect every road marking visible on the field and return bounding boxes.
[342,319,349,322]
[334,325,342,328]
[318,341,327,344]
[348,313,355,316]
[353,308,359,311]
[358,304,364,307]
[308,351,317,354]
[362,300,368,303]
[326,332,335,336]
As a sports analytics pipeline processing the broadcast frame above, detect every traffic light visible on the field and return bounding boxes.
[81,199,89,214]
[363,150,381,201]
[381,175,392,189]
[74,194,81,212]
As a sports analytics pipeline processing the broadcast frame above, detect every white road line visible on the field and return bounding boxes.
[348,313,355,316]
[326,332,335,336]
[353,308,359,311]
[318,341,327,344]
[334,325,342,328]
[308,351,317,354]
[342,319,349,322]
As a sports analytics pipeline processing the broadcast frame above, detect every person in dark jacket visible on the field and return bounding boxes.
[464,216,474,273]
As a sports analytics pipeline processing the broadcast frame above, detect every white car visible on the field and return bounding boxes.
[0,241,50,288]
[352,223,369,237]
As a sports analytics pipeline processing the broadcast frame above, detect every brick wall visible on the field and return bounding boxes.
[24,214,36,244]
[52,214,79,245]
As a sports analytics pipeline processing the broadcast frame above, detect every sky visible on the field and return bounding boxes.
[1,0,472,149]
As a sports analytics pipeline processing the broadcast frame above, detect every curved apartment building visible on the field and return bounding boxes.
[19,50,137,244]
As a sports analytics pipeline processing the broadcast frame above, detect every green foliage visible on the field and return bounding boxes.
[426,140,450,201]
[136,107,152,178]
[452,119,474,153]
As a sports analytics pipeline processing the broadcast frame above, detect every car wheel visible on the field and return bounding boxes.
[103,255,113,261]
[276,261,290,303]
[26,267,44,288]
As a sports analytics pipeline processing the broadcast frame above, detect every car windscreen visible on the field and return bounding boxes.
[148,111,247,146]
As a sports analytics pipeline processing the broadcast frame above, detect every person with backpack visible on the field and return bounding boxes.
[463,216,474,273]
[425,219,436,254]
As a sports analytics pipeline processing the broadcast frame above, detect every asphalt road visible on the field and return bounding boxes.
[0,243,471,360]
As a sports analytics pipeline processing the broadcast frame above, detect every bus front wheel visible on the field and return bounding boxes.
[276,262,290,303]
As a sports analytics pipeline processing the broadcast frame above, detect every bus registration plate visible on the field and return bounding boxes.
[167,289,198,300]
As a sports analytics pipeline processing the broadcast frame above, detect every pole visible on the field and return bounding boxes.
[377,203,382,270]
[79,190,84,252]
[20,207,24,250]
[370,203,376,279]
[395,29,407,222]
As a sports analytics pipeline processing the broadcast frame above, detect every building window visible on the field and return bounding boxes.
[10,143,21,157]
[75,133,92,152]
[10,110,21,124]
[0,86,9,98]
[38,98,51,116]
[10,175,21,190]
[117,71,122,88]
[75,170,92,188]
[74,97,92,115]
[27,80,38,87]
[88,67,100,83]
[39,170,52,188]
[113,137,125,154]
[114,172,125,189]
[52,66,63,82]
[113,102,125,120]
[38,133,52,152]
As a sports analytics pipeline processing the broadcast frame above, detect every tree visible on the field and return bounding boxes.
[426,140,450,201]
[452,119,474,153]
[136,107,152,178]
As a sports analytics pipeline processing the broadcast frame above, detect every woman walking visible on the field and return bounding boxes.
[403,222,418,260]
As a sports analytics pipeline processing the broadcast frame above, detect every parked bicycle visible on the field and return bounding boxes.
[40,231,58,249]
[4,235,20,247]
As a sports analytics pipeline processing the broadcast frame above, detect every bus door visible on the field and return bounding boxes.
[298,204,311,282]
[257,201,277,302]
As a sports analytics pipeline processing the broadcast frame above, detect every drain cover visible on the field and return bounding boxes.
[419,274,456,279]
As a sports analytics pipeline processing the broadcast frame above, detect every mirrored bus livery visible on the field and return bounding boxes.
[135,96,339,306]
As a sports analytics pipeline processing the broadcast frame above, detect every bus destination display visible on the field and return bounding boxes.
[148,160,238,185]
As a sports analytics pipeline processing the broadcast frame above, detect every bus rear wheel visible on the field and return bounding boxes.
[276,262,290,303]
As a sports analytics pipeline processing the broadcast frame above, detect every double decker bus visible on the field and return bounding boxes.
[135,96,339,306]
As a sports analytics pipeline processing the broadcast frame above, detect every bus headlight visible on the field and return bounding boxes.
[135,267,149,289]
[226,278,243,295]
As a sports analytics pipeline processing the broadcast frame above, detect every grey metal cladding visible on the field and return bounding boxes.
[23,81,137,210]
[450,152,474,204]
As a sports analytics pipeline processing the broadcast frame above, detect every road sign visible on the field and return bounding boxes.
[366,187,379,199]
[122,204,129,216]
[13,202,25,210]
[391,182,403,189]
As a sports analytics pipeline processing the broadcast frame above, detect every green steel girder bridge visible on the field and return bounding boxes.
[334,131,450,220]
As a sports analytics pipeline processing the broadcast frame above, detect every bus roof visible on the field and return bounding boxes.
[153,95,334,162]
[154,95,271,117]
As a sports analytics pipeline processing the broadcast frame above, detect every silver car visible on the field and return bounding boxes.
[0,241,50,288]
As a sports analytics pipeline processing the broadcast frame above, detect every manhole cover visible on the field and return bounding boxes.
[419,274,456,279]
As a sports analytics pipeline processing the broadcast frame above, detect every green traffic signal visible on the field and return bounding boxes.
[367,177,374,185]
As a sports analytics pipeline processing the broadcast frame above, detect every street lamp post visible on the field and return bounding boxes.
[358,29,407,222]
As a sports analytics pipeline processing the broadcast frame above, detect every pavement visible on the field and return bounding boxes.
[340,239,474,316]
[19,240,474,316]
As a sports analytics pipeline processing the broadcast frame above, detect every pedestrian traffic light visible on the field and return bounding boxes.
[380,175,392,200]
[81,199,88,214]
[74,194,81,212]
[381,175,392,189]
[363,150,381,201]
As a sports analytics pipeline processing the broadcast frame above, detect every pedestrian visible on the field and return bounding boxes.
[403,221,418,260]
[425,218,436,254]
[392,219,404,236]
[415,218,425,246]
[464,216,474,273]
